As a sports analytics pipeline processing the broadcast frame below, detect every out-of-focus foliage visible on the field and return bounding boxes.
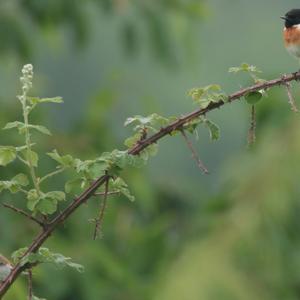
[0,0,206,64]
[155,116,300,300]
[1,0,300,299]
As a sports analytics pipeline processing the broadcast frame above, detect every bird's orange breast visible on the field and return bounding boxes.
[284,26,300,46]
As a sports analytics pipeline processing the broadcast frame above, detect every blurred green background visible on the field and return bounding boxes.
[1,0,300,299]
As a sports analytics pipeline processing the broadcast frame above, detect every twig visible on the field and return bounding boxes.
[93,177,109,240]
[247,105,256,147]
[94,191,120,196]
[1,71,300,297]
[181,130,209,174]
[39,167,65,184]
[284,81,298,112]
[2,203,46,228]
[27,269,32,300]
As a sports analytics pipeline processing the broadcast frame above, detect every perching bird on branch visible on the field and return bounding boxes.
[282,9,300,61]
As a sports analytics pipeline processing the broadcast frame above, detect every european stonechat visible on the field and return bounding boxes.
[282,9,300,61]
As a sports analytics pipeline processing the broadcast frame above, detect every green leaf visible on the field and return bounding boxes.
[22,150,39,167]
[29,125,51,135]
[204,119,220,141]
[188,85,221,101]
[3,121,25,130]
[27,189,40,211]
[0,174,29,193]
[12,173,29,187]
[3,122,52,135]
[3,121,26,135]
[89,162,109,178]
[110,177,135,201]
[188,85,227,109]
[46,191,66,202]
[0,146,16,166]
[36,197,57,215]
[28,96,63,105]
[65,178,82,193]
[147,144,159,156]
[38,248,84,272]
[12,247,84,274]
[124,113,169,132]
[130,155,147,168]
[183,118,203,133]
[124,133,142,148]
[47,150,75,168]
[228,63,262,74]
[11,247,28,264]
[245,91,263,105]
[33,191,66,215]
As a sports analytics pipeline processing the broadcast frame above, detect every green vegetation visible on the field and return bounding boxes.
[1,1,300,299]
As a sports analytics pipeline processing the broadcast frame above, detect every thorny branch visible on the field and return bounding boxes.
[1,71,300,298]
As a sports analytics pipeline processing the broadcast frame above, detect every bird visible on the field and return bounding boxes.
[0,254,12,282]
[281,9,300,62]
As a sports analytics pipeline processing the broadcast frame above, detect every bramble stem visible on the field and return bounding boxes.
[39,168,65,184]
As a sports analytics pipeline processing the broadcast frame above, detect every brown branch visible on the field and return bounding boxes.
[2,203,46,228]
[93,177,109,240]
[181,130,209,174]
[1,70,300,297]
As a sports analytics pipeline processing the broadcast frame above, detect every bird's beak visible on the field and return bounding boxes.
[280,16,287,21]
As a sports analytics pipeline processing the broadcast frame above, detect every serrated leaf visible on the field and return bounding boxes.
[204,119,220,141]
[245,91,263,104]
[0,146,16,166]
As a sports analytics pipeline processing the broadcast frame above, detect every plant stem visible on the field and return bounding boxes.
[39,168,65,184]
[21,97,41,196]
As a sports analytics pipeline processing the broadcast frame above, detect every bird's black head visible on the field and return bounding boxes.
[281,9,300,28]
